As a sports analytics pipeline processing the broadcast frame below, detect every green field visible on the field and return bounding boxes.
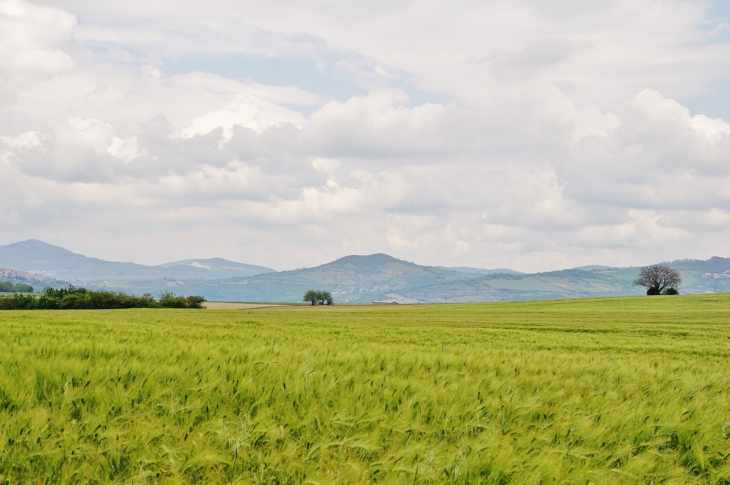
[1,296,730,483]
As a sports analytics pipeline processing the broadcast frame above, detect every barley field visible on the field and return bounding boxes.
[1,295,730,483]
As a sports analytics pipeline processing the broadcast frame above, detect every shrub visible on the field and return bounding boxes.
[10,294,39,310]
[0,296,16,310]
[186,295,207,309]
[0,287,207,310]
[134,294,157,308]
[663,288,679,295]
[158,292,188,308]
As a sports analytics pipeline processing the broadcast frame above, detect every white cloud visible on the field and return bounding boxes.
[107,136,141,163]
[178,94,304,142]
[172,72,329,106]
[0,130,44,149]
[1,0,730,270]
[0,0,76,105]
[0,0,75,74]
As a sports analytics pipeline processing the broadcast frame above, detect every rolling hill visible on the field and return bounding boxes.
[434,266,523,275]
[594,257,730,295]
[159,256,640,303]
[1,239,728,303]
[396,269,637,303]
[181,256,730,303]
[180,254,483,303]
[0,240,275,281]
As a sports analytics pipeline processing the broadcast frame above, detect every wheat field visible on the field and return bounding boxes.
[1,295,730,483]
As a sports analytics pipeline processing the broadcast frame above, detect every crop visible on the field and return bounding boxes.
[1,295,730,483]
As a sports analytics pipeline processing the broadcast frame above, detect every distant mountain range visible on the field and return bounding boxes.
[0,240,275,281]
[1,239,728,302]
[185,254,483,303]
[434,266,523,275]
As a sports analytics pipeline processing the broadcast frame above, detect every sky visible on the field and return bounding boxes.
[1,0,729,272]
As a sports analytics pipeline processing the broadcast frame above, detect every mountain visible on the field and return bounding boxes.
[0,240,275,281]
[0,239,151,280]
[154,258,274,279]
[2,239,727,303]
[179,255,730,303]
[397,269,636,303]
[178,254,483,303]
[435,266,523,275]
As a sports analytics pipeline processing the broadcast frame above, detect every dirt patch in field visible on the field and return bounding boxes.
[203,302,288,310]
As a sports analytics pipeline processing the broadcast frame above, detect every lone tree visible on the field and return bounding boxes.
[303,290,334,305]
[303,290,319,305]
[634,264,681,295]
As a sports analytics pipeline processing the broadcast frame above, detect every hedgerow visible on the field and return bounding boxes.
[0,286,206,310]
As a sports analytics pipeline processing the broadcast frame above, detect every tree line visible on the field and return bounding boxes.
[0,281,34,293]
[0,287,207,310]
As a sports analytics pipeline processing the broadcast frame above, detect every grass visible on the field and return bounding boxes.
[1,295,730,483]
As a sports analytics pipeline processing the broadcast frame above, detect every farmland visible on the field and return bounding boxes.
[1,295,730,483]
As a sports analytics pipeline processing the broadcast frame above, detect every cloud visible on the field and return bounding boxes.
[554,90,730,213]
[0,0,76,104]
[178,94,304,144]
[1,0,730,271]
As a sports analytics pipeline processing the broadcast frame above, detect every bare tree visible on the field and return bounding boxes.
[634,264,681,295]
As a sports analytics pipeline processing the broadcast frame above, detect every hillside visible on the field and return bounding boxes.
[2,239,728,303]
[182,257,730,303]
[182,254,482,303]
[0,240,275,281]
[398,269,638,303]
[595,257,730,294]
[0,268,68,291]
[148,257,274,279]
[401,261,730,303]
[434,266,523,275]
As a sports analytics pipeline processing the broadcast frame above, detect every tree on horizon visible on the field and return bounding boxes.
[303,290,333,305]
[634,265,681,295]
